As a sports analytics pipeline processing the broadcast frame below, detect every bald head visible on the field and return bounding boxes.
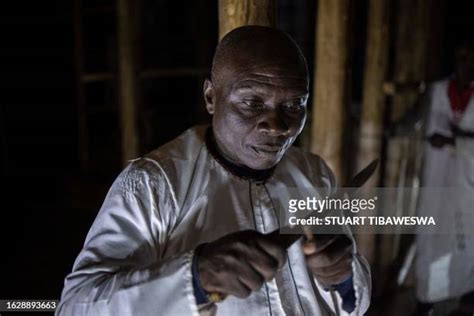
[211,26,308,85]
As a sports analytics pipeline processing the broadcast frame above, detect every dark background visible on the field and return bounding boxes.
[0,0,472,314]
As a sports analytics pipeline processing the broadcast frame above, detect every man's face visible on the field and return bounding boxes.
[205,63,308,170]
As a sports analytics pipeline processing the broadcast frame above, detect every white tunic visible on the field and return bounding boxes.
[416,79,474,302]
[57,126,371,316]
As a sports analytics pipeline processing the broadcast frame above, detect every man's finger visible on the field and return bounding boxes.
[247,250,280,282]
[307,246,353,270]
[313,255,352,285]
[236,260,266,291]
[216,255,254,298]
[226,275,252,298]
[305,235,352,256]
[256,236,287,269]
[303,234,338,255]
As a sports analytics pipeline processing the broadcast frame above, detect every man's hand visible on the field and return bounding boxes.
[303,234,353,287]
[197,230,286,298]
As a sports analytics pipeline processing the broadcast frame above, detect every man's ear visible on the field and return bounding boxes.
[203,79,215,115]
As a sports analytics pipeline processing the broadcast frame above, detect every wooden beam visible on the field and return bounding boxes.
[356,0,391,264]
[310,0,350,182]
[117,0,139,164]
[218,0,276,40]
[140,67,209,79]
[80,68,209,82]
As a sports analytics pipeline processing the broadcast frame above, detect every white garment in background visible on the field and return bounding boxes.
[416,79,474,302]
[57,126,371,316]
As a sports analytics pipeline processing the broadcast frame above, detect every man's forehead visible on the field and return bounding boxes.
[228,57,306,75]
[226,64,308,90]
[232,78,309,96]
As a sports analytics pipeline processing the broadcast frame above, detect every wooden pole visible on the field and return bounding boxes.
[356,0,391,264]
[117,0,139,164]
[385,0,430,192]
[310,0,350,182]
[380,0,430,285]
[391,0,429,121]
[218,0,276,40]
[358,0,390,183]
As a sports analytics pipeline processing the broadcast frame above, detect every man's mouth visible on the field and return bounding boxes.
[251,144,283,156]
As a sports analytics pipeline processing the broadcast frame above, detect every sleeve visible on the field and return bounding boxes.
[351,252,372,315]
[334,276,356,312]
[310,155,372,315]
[56,159,201,316]
[312,253,371,316]
[192,245,210,305]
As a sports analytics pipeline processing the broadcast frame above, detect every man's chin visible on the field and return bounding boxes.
[243,156,281,171]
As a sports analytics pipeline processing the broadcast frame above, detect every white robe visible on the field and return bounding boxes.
[416,79,474,302]
[57,126,371,316]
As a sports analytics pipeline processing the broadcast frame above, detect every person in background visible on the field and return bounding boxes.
[414,41,474,316]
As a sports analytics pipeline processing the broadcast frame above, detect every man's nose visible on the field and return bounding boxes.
[257,110,290,136]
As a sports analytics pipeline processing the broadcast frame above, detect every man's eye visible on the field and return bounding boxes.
[243,101,264,109]
[284,103,305,113]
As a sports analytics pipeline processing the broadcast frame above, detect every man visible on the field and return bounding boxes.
[414,42,474,316]
[57,26,371,316]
